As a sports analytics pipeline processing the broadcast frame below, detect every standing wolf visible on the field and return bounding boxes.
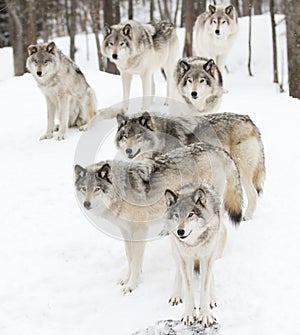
[26,42,97,140]
[101,20,179,103]
[173,57,223,113]
[74,142,243,293]
[115,112,265,220]
[164,183,227,326]
[193,4,239,71]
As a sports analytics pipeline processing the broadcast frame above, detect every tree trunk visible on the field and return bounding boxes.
[173,0,180,25]
[183,0,193,57]
[128,0,133,20]
[25,0,36,46]
[150,0,155,21]
[163,0,171,21]
[114,0,120,23]
[180,0,186,27]
[248,0,253,76]
[69,0,76,61]
[157,0,164,20]
[90,0,104,71]
[7,1,25,76]
[242,0,250,17]
[286,0,300,98]
[270,0,278,83]
[254,0,262,15]
[194,0,206,18]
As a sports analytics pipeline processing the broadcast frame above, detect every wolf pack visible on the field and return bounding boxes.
[26,3,265,331]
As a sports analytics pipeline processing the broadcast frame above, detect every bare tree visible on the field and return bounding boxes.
[163,0,171,21]
[150,0,155,21]
[180,0,185,27]
[183,0,193,57]
[173,0,180,25]
[254,0,263,14]
[7,1,25,76]
[128,0,133,20]
[232,0,241,16]
[248,0,253,76]
[242,0,250,17]
[286,0,300,98]
[270,0,278,83]
[157,0,164,20]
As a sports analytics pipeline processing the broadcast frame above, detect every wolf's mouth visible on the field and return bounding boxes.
[128,149,141,159]
[179,231,191,240]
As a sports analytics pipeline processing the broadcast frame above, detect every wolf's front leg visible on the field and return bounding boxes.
[141,72,153,110]
[121,72,132,108]
[199,258,216,327]
[40,97,56,140]
[169,267,183,306]
[122,240,146,294]
[118,239,132,286]
[56,94,70,140]
[178,254,195,325]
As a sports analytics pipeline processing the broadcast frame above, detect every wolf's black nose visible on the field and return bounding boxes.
[84,201,91,209]
[215,29,220,35]
[37,71,42,77]
[112,54,118,60]
[126,148,132,154]
[191,91,198,98]
[177,229,185,237]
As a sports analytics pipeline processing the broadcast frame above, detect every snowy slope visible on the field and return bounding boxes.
[0,14,300,335]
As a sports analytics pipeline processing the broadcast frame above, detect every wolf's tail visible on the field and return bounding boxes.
[253,139,266,196]
[223,151,243,226]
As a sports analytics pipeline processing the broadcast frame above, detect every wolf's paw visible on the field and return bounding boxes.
[40,133,53,140]
[181,312,196,326]
[122,281,138,295]
[79,125,87,131]
[169,295,182,306]
[198,311,216,328]
[56,134,65,141]
[243,215,252,221]
[209,300,217,309]
[117,276,129,286]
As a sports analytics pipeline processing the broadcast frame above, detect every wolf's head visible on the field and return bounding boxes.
[74,163,114,210]
[207,5,237,37]
[177,57,223,106]
[101,23,133,64]
[164,183,220,246]
[115,112,160,159]
[26,42,59,79]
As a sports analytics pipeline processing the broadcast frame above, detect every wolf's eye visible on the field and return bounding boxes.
[109,42,114,46]
[188,212,194,218]
[95,186,101,192]
[44,60,48,64]
[120,42,125,46]
[200,79,205,84]
[222,21,226,24]
[81,186,87,193]
[187,78,192,83]
[34,59,38,63]
[122,135,128,141]
[136,133,142,140]
[173,213,179,218]
[213,20,217,24]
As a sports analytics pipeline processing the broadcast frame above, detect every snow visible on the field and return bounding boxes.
[1,14,300,335]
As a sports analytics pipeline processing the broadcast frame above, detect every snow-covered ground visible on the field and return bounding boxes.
[1,14,300,335]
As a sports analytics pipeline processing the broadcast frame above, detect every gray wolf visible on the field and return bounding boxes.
[164,182,227,327]
[74,142,243,293]
[173,57,223,113]
[115,112,265,220]
[193,4,239,71]
[101,20,179,104]
[26,41,97,140]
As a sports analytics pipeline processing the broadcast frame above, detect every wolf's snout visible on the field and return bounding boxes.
[112,53,118,60]
[83,201,91,209]
[191,91,198,99]
[215,29,220,35]
[125,148,132,154]
[177,229,185,237]
[36,71,42,77]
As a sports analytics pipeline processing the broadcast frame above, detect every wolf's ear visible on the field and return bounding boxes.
[116,113,127,127]
[104,23,112,37]
[28,45,38,56]
[179,60,190,75]
[74,165,86,178]
[203,59,218,78]
[208,5,216,14]
[46,42,56,54]
[97,164,112,184]
[139,112,153,130]
[225,5,234,16]
[193,188,207,207]
[123,24,132,37]
[165,189,178,207]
